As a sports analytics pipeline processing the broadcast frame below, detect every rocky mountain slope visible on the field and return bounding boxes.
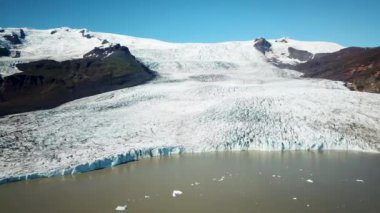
[254,38,380,93]
[0,44,155,116]
[294,47,380,93]
[0,28,379,184]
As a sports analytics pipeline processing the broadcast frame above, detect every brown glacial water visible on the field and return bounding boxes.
[0,151,379,213]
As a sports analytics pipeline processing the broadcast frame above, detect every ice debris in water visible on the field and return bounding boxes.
[115,205,127,211]
[144,195,150,199]
[292,197,297,200]
[172,190,183,197]
[356,179,365,183]
[306,179,314,183]
[306,204,310,207]
[191,181,200,186]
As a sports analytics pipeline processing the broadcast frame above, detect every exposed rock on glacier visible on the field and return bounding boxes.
[254,38,272,55]
[0,44,155,116]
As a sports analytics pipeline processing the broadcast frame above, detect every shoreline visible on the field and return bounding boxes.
[1,145,378,185]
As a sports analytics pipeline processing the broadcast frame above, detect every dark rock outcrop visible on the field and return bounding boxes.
[288,47,313,61]
[50,30,57,35]
[294,47,380,93]
[84,34,94,39]
[275,38,288,43]
[0,44,156,116]
[80,29,94,39]
[19,29,26,39]
[254,38,272,54]
[0,47,11,57]
[83,44,126,59]
[3,33,22,45]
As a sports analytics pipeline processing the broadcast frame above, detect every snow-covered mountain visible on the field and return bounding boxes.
[254,37,343,65]
[0,28,379,184]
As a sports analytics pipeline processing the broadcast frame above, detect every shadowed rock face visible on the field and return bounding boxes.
[3,33,22,45]
[79,29,94,39]
[83,44,126,59]
[294,47,380,93]
[254,38,272,54]
[0,45,156,116]
[19,29,26,39]
[288,47,313,61]
[0,47,10,57]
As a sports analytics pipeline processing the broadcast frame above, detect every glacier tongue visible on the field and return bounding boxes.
[0,28,379,184]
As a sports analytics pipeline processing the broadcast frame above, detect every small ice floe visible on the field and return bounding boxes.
[191,181,200,186]
[172,190,183,197]
[306,179,314,183]
[355,179,365,183]
[115,205,127,211]
[277,175,281,178]
[299,169,303,172]
[258,171,262,175]
[306,204,310,207]
[144,195,150,199]
[292,197,297,200]
[218,176,225,182]
[272,175,276,178]
[272,175,281,178]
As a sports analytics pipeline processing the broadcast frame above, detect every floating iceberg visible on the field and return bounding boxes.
[172,190,183,197]
[115,205,127,211]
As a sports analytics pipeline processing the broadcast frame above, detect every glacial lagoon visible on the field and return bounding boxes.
[0,151,379,213]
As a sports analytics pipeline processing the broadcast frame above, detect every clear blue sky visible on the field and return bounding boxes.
[1,0,379,47]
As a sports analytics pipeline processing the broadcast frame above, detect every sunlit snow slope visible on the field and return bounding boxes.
[0,28,379,184]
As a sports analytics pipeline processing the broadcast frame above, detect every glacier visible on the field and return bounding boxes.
[0,28,379,184]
